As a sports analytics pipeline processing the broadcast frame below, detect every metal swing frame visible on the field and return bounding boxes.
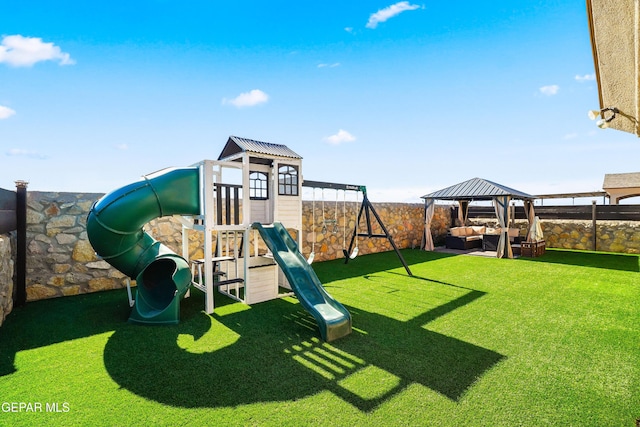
[302,180,412,276]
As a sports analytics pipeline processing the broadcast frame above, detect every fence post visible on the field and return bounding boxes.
[15,180,28,307]
[592,200,597,251]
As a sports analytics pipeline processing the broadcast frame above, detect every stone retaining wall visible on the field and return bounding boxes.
[299,201,425,262]
[1,190,640,319]
[542,219,640,253]
[0,234,13,326]
[23,192,128,302]
[17,192,433,305]
[467,217,640,253]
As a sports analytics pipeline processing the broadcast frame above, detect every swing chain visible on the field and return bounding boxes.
[321,189,327,234]
[333,189,339,233]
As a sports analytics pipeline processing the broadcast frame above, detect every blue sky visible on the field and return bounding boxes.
[1,1,639,203]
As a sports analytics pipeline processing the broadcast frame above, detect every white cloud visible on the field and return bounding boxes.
[0,105,16,119]
[115,143,129,150]
[324,129,356,145]
[539,85,559,96]
[366,2,421,29]
[6,148,49,159]
[317,62,340,68]
[0,35,74,67]
[563,132,578,140]
[345,27,354,33]
[575,73,595,82]
[222,89,269,108]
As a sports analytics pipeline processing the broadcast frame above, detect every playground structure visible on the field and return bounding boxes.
[87,136,409,341]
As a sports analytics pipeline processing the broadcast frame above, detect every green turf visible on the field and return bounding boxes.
[0,249,638,426]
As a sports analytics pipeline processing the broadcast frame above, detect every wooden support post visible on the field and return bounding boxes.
[233,187,240,225]
[225,186,231,225]
[216,184,223,225]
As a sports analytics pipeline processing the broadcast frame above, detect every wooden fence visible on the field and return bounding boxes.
[460,203,640,222]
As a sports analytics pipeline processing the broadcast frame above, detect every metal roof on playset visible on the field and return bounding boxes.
[218,135,302,162]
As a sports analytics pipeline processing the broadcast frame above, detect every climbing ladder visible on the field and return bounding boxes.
[181,159,250,314]
[189,230,245,302]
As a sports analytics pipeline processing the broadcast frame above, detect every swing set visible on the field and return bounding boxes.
[303,180,412,276]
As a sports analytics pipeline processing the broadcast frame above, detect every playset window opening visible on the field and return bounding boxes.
[278,165,299,196]
[249,171,268,200]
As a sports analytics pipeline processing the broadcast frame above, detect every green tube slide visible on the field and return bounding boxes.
[86,167,200,325]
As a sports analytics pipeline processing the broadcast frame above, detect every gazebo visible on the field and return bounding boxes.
[421,177,536,258]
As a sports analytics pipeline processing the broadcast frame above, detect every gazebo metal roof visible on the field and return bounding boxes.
[421,177,533,201]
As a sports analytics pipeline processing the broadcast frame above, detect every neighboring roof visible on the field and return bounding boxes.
[421,177,533,201]
[587,0,639,136]
[602,172,640,189]
[534,191,607,200]
[218,136,302,161]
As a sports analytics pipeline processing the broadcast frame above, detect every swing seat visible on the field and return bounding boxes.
[342,247,358,259]
[349,247,359,259]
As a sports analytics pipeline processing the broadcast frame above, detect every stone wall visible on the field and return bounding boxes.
[299,201,425,262]
[542,219,640,253]
[0,234,13,327]
[24,192,128,302]
[468,217,640,253]
[149,201,450,263]
[3,190,640,310]
[18,192,434,304]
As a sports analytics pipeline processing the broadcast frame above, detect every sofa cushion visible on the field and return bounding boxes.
[450,227,463,237]
[451,227,471,237]
[470,226,486,235]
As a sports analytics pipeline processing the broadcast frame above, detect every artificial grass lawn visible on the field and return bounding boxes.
[1,248,639,426]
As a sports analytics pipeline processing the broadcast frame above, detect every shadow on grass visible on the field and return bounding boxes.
[0,250,432,377]
[518,248,640,272]
[313,249,457,282]
[0,289,131,377]
[0,251,504,413]
[100,284,503,412]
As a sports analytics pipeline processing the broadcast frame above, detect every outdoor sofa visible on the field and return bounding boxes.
[445,226,486,250]
[445,226,523,251]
